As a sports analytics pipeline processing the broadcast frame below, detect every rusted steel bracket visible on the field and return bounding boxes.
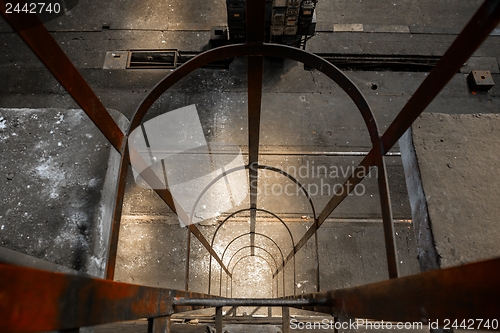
[292,258,500,327]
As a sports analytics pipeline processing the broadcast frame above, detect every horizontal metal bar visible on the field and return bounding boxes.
[131,149,401,157]
[258,151,401,157]
[173,298,328,307]
[122,215,412,224]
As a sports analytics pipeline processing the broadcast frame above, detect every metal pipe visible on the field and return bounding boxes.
[173,298,328,307]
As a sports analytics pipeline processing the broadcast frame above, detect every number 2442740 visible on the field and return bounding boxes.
[5,3,61,14]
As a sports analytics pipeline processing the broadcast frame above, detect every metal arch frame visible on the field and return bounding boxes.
[208,207,296,295]
[126,39,397,281]
[191,162,316,296]
[128,46,381,140]
[229,255,276,298]
[211,209,295,250]
[166,160,317,291]
[225,245,281,298]
[218,232,286,296]
[181,148,329,295]
[188,164,317,226]
[221,233,284,271]
[231,254,276,276]
[227,248,278,285]
[189,164,315,294]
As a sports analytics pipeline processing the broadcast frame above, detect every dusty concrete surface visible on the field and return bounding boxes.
[0,108,125,274]
[408,113,500,268]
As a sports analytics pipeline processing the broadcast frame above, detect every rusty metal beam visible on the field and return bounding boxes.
[246,0,266,44]
[0,264,172,332]
[247,56,264,256]
[188,223,232,277]
[0,263,222,332]
[5,257,498,332]
[0,0,125,153]
[246,0,266,256]
[293,258,500,327]
[0,0,232,284]
[375,148,399,279]
[105,148,130,280]
[148,316,171,333]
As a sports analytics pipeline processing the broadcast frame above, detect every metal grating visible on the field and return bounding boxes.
[127,49,178,69]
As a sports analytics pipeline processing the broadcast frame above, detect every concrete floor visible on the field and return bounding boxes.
[404,113,500,269]
[1,0,500,332]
